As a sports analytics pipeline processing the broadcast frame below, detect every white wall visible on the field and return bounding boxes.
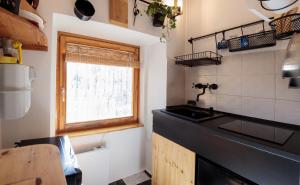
[1,0,184,148]
[167,62,185,106]
[166,2,187,106]
[51,13,167,179]
[1,0,178,181]
[142,42,168,172]
[71,127,146,183]
[184,0,300,125]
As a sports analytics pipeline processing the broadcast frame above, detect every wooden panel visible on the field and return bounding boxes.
[0,144,67,185]
[60,123,144,137]
[109,0,128,27]
[152,133,196,185]
[0,7,48,51]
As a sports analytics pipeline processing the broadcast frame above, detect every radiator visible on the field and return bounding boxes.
[76,147,110,185]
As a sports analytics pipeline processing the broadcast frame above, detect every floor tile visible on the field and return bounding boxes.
[109,179,126,185]
[137,180,151,185]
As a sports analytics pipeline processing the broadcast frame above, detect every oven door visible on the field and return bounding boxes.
[196,156,257,185]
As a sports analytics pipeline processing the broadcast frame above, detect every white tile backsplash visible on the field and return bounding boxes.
[194,65,217,76]
[242,52,275,75]
[275,100,300,125]
[217,55,242,75]
[197,76,217,87]
[275,50,286,74]
[197,94,217,108]
[217,75,242,96]
[242,97,275,120]
[183,49,300,126]
[242,75,275,98]
[216,95,242,114]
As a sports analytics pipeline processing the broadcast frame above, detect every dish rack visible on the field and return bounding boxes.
[175,51,222,67]
[269,14,300,40]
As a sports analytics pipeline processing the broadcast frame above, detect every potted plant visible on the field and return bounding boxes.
[146,0,177,41]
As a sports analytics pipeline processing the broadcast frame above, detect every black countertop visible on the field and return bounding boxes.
[153,106,300,185]
[200,114,300,162]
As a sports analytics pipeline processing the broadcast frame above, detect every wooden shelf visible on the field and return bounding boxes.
[0,7,48,51]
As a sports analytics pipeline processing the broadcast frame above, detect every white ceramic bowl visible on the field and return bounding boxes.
[264,0,298,13]
[0,64,35,91]
[0,90,31,120]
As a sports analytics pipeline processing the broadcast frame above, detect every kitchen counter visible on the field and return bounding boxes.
[0,144,67,185]
[17,136,82,185]
[153,107,300,185]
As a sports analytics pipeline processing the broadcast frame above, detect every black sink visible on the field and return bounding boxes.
[161,105,224,122]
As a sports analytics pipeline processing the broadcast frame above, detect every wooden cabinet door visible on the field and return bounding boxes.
[109,0,128,27]
[152,133,196,185]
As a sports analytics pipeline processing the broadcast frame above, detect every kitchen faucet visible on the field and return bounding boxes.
[193,83,218,101]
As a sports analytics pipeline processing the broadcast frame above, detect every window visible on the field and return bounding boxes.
[56,32,140,135]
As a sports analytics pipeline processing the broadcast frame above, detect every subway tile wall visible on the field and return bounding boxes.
[185,50,300,126]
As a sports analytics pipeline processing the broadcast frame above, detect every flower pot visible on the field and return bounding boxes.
[153,13,166,27]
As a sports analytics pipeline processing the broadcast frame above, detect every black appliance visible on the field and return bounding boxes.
[196,156,258,185]
[219,120,294,145]
[16,136,82,185]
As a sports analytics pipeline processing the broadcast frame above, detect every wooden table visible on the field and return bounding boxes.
[0,144,67,185]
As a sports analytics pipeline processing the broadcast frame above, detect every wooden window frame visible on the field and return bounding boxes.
[56,32,140,135]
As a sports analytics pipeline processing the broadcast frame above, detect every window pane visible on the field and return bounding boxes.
[66,62,133,124]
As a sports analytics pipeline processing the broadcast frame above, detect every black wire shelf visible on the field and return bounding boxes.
[175,51,222,67]
[228,30,276,52]
[269,14,300,40]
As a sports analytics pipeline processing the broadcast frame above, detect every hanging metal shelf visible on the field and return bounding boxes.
[175,51,222,67]
[269,13,300,40]
[228,30,276,52]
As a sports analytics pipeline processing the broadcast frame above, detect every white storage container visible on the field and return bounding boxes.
[0,90,31,120]
[0,64,35,120]
[0,64,35,90]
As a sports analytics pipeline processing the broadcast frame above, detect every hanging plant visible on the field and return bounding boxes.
[145,0,178,42]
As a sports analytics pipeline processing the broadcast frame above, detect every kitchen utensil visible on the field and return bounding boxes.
[0,64,35,90]
[1,38,13,56]
[289,78,300,88]
[74,0,95,21]
[0,64,35,119]
[0,56,18,64]
[282,33,300,78]
[19,9,44,30]
[0,89,31,120]
[1,38,23,64]
[12,40,22,64]
[0,0,21,14]
[217,31,228,50]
